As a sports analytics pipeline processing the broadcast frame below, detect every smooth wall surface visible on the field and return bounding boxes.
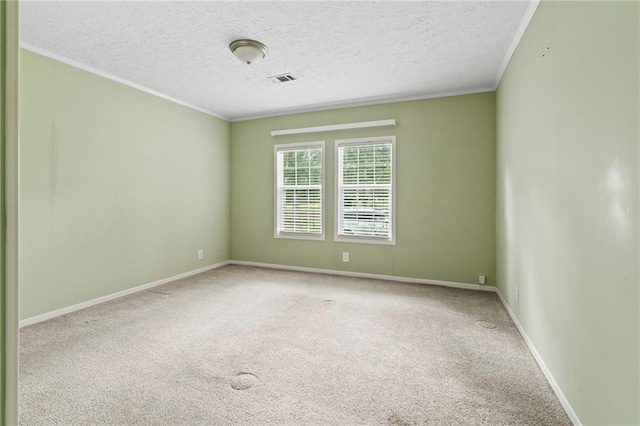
[19,49,230,319]
[496,1,639,424]
[1,2,20,422]
[231,93,496,285]
[1,2,7,419]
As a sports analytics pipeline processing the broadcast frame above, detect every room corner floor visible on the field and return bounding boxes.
[19,265,570,425]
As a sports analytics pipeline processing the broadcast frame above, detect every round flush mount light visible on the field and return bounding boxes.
[229,39,268,65]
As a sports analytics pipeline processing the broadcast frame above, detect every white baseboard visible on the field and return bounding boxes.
[19,261,231,328]
[18,257,580,426]
[20,260,492,328]
[229,260,496,292]
[230,260,580,425]
[495,289,581,426]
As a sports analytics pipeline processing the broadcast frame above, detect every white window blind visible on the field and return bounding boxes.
[275,142,324,239]
[336,136,395,244]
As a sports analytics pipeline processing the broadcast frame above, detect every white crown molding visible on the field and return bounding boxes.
[230,260,496,292]
[23,3,533,126]
[20,43,496,124]
[493,0,541,89]
[19,42,230,122]
[495,289,582,426]
[19,261,230,328]
[230,87,495,122]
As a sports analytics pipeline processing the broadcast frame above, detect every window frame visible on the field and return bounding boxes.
[334,135,396,245]
[274,141,326,241]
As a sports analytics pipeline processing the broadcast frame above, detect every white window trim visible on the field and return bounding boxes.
[334,135,396,245]
[274,141,326,241]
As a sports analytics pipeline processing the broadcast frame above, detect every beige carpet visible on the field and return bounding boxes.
[20,265,570,425]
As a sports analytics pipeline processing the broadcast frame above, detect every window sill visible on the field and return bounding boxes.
[334,235,396,246]
[275,233,325,241]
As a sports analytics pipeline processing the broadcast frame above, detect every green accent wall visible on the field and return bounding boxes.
[230,93,496,285]
[19,50,230,320]
[496,1,639,424]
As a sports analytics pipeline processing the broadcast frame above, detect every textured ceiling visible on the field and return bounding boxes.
[19,1,531,121]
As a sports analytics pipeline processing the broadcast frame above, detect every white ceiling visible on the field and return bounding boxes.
[19,1,533,121]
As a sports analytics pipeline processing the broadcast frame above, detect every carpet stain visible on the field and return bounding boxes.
[476,320,497,329]
[230,373,258,390]
[321,299,336,306]
[387,413,415,425]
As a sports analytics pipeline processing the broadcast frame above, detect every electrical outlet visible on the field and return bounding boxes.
[342,252,349,262]
[479,275,485,284]
[198,249,204,260]
[516,287,520,305]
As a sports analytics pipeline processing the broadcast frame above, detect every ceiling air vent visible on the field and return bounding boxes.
[268,73,297,83]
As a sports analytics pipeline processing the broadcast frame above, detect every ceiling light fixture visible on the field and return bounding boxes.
[229,39,268,65]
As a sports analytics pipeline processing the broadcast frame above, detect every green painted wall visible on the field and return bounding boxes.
[496,1,639,424]
[19,50,230,320]
[0,3,6,421]
[230,93,496,285]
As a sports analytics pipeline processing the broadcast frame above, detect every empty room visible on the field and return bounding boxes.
[0,0,638,425]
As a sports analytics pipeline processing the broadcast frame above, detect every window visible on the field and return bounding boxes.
[275,142,324,239]
[335,136,395,244]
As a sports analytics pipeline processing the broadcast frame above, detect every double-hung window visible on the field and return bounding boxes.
[275,142,324,239]
[335,136,395,244]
